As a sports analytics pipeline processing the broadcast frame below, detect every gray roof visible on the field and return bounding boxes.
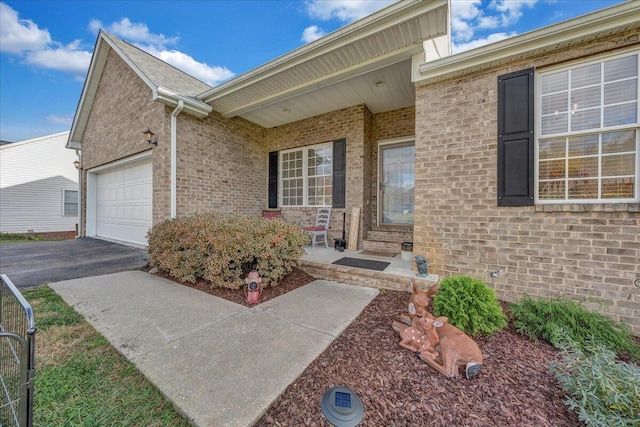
[103,32,212,97]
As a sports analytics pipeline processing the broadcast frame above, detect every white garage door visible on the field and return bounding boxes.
[95,160,152,246]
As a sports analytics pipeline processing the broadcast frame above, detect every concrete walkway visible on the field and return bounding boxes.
[49,271,378,427]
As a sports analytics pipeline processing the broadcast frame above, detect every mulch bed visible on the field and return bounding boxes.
[158,268,581,426]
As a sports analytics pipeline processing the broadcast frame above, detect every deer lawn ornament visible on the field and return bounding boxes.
[407,279,439,317]
[418,312,483,379]
[392,315,448,361]
[394,279,483,379]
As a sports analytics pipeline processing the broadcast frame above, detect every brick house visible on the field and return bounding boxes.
[68,1,640,332]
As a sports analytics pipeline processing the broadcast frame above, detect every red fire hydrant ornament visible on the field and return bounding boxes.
[244,271,262,304]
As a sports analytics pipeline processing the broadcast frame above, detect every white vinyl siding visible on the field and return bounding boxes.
[537,52,639,203]
[0,131,79,233]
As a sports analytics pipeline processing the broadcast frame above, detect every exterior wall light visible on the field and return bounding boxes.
[143,128,157,146]
[73,160,81,169]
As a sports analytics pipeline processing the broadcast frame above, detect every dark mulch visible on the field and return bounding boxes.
[158,268,580,426]
[37,231,77,240]
[156,267,315,307]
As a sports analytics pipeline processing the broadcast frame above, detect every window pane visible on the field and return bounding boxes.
[568,179,598,199]
[541,113,568,135]
[604,55,638,82]
[539,181,565,199]
[602,131,635,154]
[604,80,637,105]
[541,93,568,115]
[568,157,598,178]
[604,103,637,127]
[571,63,600,88]
[568,135,598,156]
[539,159,565,179]
[602,153,635,177]
[571,86,601,110]
[602,178,635,198]
[570,108,600,131]
[541,71,568,95]
[539,138,565,159]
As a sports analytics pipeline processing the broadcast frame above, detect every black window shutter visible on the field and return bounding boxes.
[332,139,346,208]
[497,68,534,207]
[268,151,278,208]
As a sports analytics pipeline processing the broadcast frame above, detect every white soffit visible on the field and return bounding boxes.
[203,0,448,127]
[417,1,640,85]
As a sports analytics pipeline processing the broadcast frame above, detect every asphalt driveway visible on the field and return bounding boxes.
[0,237,148,288]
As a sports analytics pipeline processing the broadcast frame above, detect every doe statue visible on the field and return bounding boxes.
[393,279,483,379]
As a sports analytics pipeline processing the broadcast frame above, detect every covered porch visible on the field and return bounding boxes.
[299,245,438,291]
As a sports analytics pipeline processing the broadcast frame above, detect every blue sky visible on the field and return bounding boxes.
[0,0,625,142]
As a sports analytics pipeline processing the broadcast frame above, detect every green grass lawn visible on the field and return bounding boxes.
[24,287,191,426]
[0,233,43,243]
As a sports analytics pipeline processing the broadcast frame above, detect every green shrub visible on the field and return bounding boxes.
[147,213,309,289]
[550,333,640,427]
[432,275,507,336]
[510,296,640,361]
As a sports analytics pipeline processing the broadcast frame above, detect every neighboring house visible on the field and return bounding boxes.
[1,131,79,234]
[67,0,639,332]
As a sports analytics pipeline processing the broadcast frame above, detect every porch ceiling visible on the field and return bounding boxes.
[202,0,448,129]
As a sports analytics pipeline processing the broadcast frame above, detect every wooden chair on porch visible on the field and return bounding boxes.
[303,207,331,249]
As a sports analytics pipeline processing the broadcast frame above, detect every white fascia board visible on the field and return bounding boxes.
[154,87,213,118]
[416,1,640,84]
[201,0,447,103]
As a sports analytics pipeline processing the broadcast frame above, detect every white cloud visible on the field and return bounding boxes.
[146,47,233,86]
[450,0,540,51]
[90,17,232,85]
[305,0,395,22]
[302,25,326,43]
[452,31,514,53]
[0,2,51,53]
[25,39,91,74]
[90,17,179,49]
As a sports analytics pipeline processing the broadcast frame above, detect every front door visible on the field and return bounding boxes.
[379,141,414,225]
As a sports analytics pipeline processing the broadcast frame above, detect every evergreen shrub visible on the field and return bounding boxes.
[432,275,507,336]
[510,296,640,361]
[147,213,309,288]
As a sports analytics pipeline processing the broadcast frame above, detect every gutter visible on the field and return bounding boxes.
[75,150,83,238]
[170,100,184,219]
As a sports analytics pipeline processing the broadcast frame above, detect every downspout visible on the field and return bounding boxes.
[170,100,184,219]
[75,149,83,238]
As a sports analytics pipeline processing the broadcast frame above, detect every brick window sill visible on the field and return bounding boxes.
[535,203,640,213]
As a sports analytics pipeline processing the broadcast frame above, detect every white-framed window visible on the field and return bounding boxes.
[63,189,78,216]
[536,52,639,203]
[280,143,333,207]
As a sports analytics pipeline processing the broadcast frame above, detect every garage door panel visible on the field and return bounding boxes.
[95,160,152,246]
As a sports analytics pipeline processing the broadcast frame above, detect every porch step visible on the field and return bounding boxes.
[361,239,403,253]
[299,260,437,292]
[366,229,413,242]
[362,229,413,253]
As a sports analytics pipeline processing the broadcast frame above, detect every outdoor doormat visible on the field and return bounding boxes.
[359,250,399,258]
[332,257,390,271]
